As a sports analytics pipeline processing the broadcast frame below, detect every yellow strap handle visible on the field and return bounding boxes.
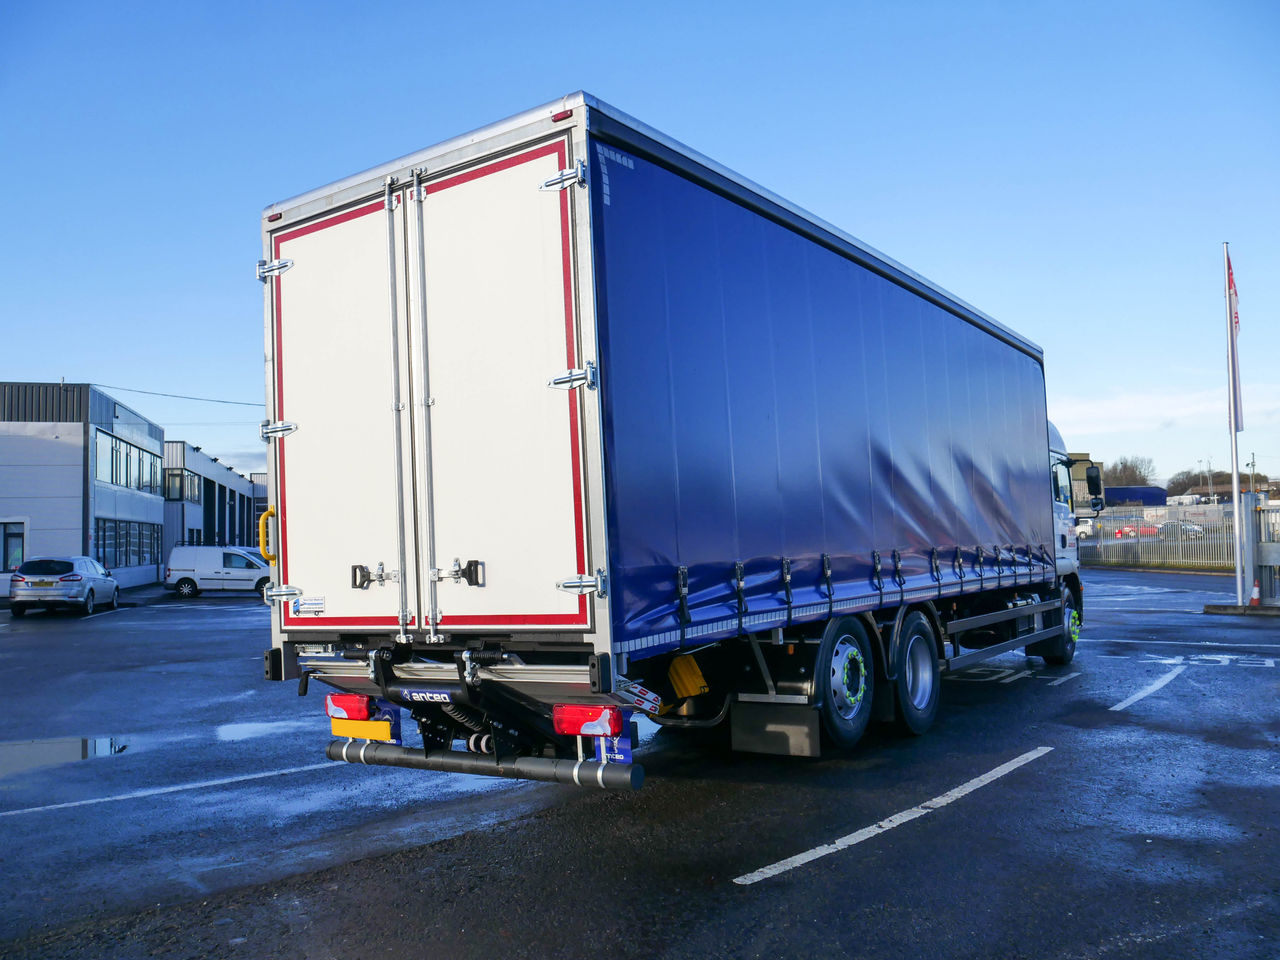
[258,506,277,565]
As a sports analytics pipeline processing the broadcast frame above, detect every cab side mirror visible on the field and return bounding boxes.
[1085,465,1102,496]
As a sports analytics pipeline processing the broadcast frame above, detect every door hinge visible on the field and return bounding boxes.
[556,569,607,598]
[547,361,597,391]
[539,159,586,192]
[257,258,294,281]
[264,584,303,602]
[260,420,298,442]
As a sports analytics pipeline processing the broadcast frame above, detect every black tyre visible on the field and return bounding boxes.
[894,610,940,735]
[10,605,26,618]
[108,588,119,610]
[255,577,271,601]
[817,616,875,749]
[1040,589,1079,666]
[175,578,198,598]
[82,591,95,616]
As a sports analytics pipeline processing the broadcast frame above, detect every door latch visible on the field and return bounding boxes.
[432,559,483,587]
[352,562,398,590]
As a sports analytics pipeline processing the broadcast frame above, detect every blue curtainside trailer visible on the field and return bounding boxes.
[263,93,1092,790]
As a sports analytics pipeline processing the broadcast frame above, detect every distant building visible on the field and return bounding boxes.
[1,382,165,592]
[162,441,256,563]
[251,472,268,528]
[1104,485,1167,508]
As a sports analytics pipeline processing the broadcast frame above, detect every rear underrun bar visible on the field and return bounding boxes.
[325,740,644,791]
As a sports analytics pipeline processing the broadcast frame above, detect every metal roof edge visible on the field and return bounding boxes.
[579,93,1042,360]
[261,92,589,220]
[261,91,1040,360]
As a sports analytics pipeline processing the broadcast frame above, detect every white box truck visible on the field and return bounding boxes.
[259,93,1101,790]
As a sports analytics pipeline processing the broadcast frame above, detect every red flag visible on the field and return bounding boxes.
[1228,253,1240,333]
[1226,250,1244,431]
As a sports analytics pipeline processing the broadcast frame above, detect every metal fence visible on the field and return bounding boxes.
[1079,504,1236,569]
[1258,503,1280,603]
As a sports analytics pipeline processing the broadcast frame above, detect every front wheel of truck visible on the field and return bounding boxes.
[817,616,875,749]
[1043,589,1079,666]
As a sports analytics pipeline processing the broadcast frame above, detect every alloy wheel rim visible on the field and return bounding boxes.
[904,632,934,710]
[829,635,867,720]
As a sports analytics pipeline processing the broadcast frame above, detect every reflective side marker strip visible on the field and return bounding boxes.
[733,747,1054,885]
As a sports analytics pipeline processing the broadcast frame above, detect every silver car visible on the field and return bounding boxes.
[8,557,119,617]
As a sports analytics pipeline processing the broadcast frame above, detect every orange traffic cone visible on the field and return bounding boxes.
[1249,579,1261,607]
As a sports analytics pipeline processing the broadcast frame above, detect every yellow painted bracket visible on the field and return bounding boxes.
[258,506,277,566]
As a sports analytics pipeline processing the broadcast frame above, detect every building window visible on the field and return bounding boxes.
[95,431,163,496]
[165,468,184,501]
[95,433,112,483]
[95,519,161,568]
[2,523,24,572]
[185,471,201,503]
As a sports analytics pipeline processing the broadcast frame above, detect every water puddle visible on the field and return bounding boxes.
[0,736,127,778]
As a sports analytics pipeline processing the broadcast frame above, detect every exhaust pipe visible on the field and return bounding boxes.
[326,739,644,791]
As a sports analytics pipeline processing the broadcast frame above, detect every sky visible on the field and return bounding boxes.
[1,1,1276,484]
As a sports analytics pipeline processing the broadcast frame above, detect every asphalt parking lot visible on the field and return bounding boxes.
[1,568,1276,959]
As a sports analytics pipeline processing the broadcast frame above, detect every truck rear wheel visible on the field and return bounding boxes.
[817,617,875,749]
[894,611,940,735]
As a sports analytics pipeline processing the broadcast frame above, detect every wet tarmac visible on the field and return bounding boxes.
[1,568,1276,958]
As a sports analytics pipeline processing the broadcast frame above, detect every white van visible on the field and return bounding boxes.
[165,546,271,598]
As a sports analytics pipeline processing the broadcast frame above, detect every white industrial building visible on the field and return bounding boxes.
[1,383,165,593]
[162,441,257,563]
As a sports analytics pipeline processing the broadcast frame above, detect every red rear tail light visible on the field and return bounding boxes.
[553,703,623,738]
[10,574,24,582]
[326,693,374,721]
[59,574,83,582]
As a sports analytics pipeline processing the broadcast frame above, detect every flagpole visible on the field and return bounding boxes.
[1224,242,1245,605]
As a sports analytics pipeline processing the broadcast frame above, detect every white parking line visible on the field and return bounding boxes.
[1108,666,1186,712]
[1081,638,1280,651]
[0,762,337,818]
[732,747,1054,885]
[81,608,124,621]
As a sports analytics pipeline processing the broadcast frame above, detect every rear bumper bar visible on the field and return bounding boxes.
[326,739,644,791]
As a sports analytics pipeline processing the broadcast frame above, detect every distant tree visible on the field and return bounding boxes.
[1165,469,1198,496]
[1103,456,1157,487]
[1166,467,1270,496]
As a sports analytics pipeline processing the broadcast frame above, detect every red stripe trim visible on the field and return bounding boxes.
[271,143,590,630]
[441,613,583,626]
